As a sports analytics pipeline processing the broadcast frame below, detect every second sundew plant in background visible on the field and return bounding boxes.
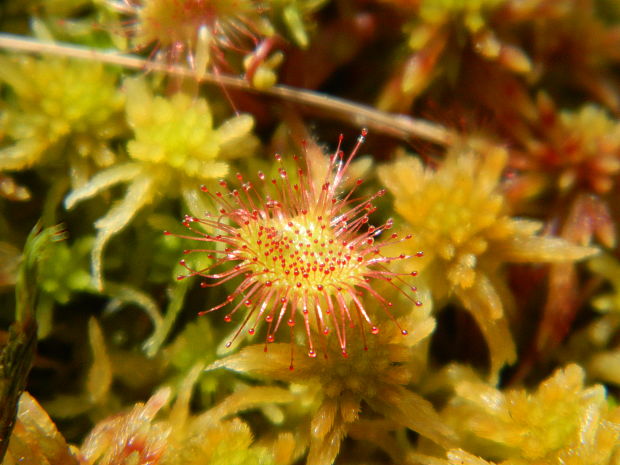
[107,0,275,80]
[104,0,326,86]
[169,130,424,365]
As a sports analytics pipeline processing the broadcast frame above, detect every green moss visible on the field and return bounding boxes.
[1,1,620,464]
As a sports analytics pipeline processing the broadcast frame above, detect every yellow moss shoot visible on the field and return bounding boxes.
[511,99,620,198]
[379,141,599,377]
[440,364,620,464]
[0,55,124,174]
[65,77,257,289]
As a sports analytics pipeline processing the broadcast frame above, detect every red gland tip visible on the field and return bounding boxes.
[371,326,380,335]
[401,329,408,336]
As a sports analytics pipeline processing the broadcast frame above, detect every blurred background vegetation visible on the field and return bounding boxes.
[0,0,619,464]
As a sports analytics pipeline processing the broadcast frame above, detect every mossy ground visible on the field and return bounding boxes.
[0,1,619,464]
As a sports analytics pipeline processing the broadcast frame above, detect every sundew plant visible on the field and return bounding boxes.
[0,1,619,465]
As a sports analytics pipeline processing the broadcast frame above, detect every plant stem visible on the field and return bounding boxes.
[0,33,454,146]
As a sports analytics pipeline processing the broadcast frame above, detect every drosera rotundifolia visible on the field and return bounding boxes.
[166,130,424,368]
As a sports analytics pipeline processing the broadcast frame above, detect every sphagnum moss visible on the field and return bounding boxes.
[508,97,620,202]
[377,0,532,112]
[379,140,599,378]
[423,364,620,465]
[0,55,125,179]
[2,2,620,465]
[64,76,258,289]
